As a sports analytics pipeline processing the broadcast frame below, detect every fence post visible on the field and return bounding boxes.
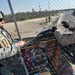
[7,0,21,40]
[7,0,30,75]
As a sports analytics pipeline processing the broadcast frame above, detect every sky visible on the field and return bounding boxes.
[0,0,75,14]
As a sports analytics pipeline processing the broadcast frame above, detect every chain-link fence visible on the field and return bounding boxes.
[0,0,75,40]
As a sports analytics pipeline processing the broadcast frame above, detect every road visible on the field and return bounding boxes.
[56,10,75,34]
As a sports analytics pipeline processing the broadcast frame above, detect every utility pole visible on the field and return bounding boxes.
[48,0,50,12]
[39,5,42,25]
[48,0,50,22]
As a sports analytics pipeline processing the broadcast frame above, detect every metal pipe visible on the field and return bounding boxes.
[7,0,21,40]
[7,1,29,75]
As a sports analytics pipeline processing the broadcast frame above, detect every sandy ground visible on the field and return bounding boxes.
[4,17,59,39]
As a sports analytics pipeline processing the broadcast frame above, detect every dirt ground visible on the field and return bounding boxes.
[4,16,59,40]
[4,18,49,39]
